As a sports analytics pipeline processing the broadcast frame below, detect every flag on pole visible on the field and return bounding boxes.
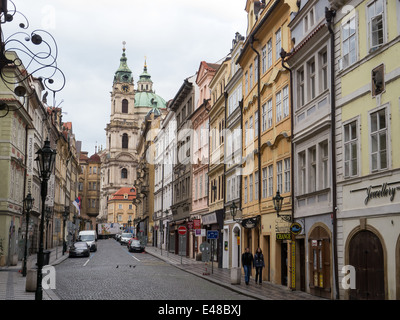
[73,196,81,216]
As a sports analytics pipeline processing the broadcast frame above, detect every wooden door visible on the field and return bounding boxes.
[349,230,385,300]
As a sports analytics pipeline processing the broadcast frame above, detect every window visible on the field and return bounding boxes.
[122,99,128,113]
[262,168,267,198]
[370,108,388,171]
[255,171,259,200]
[267,99,273,128]
[277,161,283,193]
[276,91,282,123]
[254,57,258,82]
[299,151,306,194]
[268,39,273,68]
[244,176,248,204]
[368,0,385,50]
[249,116,253,143]
[275,29,281,61]
[121,168,128,179]
[122,133,128,149]
[284,158,290,193]
[244,121,248,147]
[262,103,267,132]
[255,110,259,138]
[249,174,253,202]
[320,141,329,189]
[249,64,253,89]
[344,121,358,177]
[262,45,267,74]
[309,147,317,192]
[268,165,273,197]
[342,16,356,67]
[298,68,305,107]
[320,51,328,91]
[283,86,289,118]
[245,71,248,95]
[308,59,316,100]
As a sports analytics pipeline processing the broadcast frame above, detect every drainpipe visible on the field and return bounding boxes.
[280,49,294,223]
[250,35,262,248]
[326,6,340,300]
[250,35,262,208]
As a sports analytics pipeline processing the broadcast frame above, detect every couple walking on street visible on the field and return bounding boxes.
[241,247,265,285]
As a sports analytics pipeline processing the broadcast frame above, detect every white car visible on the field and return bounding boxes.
[120,233,133,245]
[78,230,97,252]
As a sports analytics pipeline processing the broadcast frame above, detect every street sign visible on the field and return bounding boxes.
[178,226,187,235]
[207,230,219,240]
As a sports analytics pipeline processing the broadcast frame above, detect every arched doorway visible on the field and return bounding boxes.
[308,224,331,299]
[349,230,385,300]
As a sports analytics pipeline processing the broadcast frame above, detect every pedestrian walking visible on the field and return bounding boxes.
[241,247,253,285]
[254,247,265,285]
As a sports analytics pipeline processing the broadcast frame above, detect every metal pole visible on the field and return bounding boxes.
[22,208,30,277]
[35,178,48,300]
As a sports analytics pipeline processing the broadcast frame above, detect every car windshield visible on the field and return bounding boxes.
[80,235,95,241]
[122,233,133,238]
[131,240,141,245]
[74,242,87,248]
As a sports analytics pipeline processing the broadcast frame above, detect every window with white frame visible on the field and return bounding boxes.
[244,176,248,203]
[320,141,329,189]
[262,167,267,198]
[268,165,274,196]
[309,146,317,192]
[262,45,267,74]
[277,161,283,193]
[283,85,289,118]
[367,0,385,51]
[276,91,282,123]
[298,151,306,195]
[297,67,305,107]
[268,39,273,68]
[245,71,248,95]
[342,16,357,68]
[254,56,258,82]
[255,110,259,138]
[262,103,267,131]
[308,58,316,101]
[284,158,290,193]
[319,50,328,91]
[249,64,253,89]
[370,108,388,171]
[344,121,358,177]
[267,99,273,128]
[275,28,281,61]
[249,174,253,202]
[255,171,259,200]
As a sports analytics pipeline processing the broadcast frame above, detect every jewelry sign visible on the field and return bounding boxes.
[350,181,400,205]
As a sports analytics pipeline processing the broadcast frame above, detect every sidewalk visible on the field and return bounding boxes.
[0,245,68,300]
[144,246,326,300]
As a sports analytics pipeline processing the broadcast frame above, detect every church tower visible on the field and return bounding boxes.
[99,43,167,224]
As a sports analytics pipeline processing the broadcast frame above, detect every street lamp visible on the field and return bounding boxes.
[34,137,56,300]
[22,193,34,277]
[273,190,291,222]
[230,201,242,222]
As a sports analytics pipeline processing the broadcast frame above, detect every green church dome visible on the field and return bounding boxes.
[135,91,166,109]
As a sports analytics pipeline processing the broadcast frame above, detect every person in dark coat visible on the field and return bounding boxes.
[254,247,265,284]
[241,247,253,285]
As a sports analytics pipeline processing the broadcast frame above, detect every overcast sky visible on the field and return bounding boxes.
[4,0,247,155]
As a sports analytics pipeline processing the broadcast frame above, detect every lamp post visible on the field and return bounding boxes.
[62,206,69,255]
[272,190,291,222]
[34,138,56,300]
[45,206,53,250]
[22,193,34,277]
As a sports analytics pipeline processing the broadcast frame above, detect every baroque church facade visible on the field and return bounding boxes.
[98,44,166,223]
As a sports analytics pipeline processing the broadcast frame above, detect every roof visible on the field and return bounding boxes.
[135,91,166,109]
[88,153,101,163]
[109,187,137,202]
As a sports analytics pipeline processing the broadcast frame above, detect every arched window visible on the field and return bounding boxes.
[122,133,128,149]
[121,168,128,179]
[122,99,128,113]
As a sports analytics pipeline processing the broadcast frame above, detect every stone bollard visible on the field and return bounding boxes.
[231,267,242,285]
[26,268,37,292]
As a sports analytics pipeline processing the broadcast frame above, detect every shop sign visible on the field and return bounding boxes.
[193,219,201,229]
[241,216,259,229]
[350,181,400,205]
[203,212,217,225]
[187,221,193,230]
[290,222,302,235]
[276,233,291,241]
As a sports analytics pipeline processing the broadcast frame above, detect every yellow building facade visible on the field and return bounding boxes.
[238,0,297,286]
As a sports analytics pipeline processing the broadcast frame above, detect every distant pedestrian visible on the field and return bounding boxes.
[254,247,265,285]
[241,247,253,285]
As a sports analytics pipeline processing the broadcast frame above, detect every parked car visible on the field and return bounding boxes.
[120,233,133,245]
[115,233,121,241]
[69,242,90,257]
[78,230,97,252]
[128,239,145,253]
